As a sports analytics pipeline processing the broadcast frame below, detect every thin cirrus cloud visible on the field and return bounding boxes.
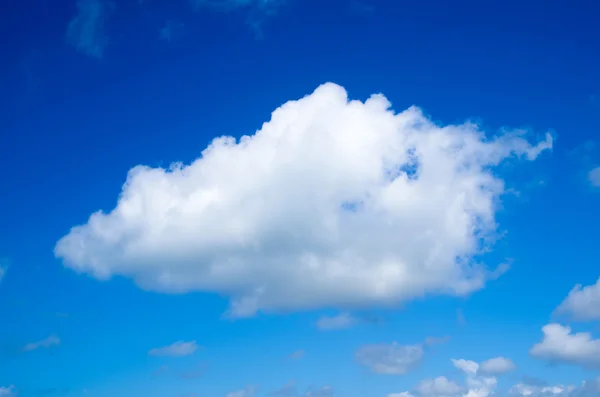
[188,0,289,37]
[0,386,15,397]
[287,350,305,360]
[226,386,258,397]
[66,0,113,59]
[148,340,199,357]
[316,312,357,330]
[23,335,61,352]
[356,341,424,375]
[588,166,600,187]
[54,82,553,318]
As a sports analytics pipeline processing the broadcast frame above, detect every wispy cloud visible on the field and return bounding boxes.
[159,20,185,42]
[0,386,15,397]
[226,385,258,397]
[148,340,199,357]
[189,0,288,37]
[66,0,113,58]
[288,350,305,360]
[23,335,61,352]
[316,312,357,330]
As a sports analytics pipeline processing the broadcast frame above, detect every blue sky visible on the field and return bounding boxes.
[1,0,600,396]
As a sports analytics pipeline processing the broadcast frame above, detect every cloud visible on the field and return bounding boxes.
[0,386,15,397]
[451,359,479,376]
[414,377,462,396]
[159,20,184,42]
[189,0,285,14]
[356,342,424,375]
[316,312,357,330]
[0,267,5,283]
[288,350,305,360]
[588,167,600,187]
[530,323,600,369]
[23,335,61,352]
[226,386,258,397]
[66,0,113,58]
[554,277,600,321]
[270,382,298,397]
[148,340,198,357]
[393,359,498,397]
[509,377,600,396]
[189,0,287,36]
[55,83,553,318]
[305,386,334,397]
[423,336,450,347]
[478,357,516,375]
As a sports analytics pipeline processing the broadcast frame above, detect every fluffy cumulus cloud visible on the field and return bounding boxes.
[478,356,516,375]
[530,323,600,369]
[55,83,552,318]
[23,335,61,352]
[554,278,600,321]
[66,0,113,58]
[316,312,357,330]
[392,358,499,397]
[356,342,424,375]
[148,340,198,357]
[414,376,463,396]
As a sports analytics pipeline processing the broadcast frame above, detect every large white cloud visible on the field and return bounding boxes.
[54,83,552,317]
[554,277,600,321]
[530,323,600,369]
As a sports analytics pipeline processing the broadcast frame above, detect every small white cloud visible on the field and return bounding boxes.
[588,167,600,187]
[55,83,553,318]
[66,0,113,58]
[356,342,423,375]
[530,323,600,369]
[414,376,462,396]
[226,386,258,397]
[479,357,516,375]
[554,277,600,321]
[148,340,198,357]
[0,386,15,397]
[393,359,498,397]
[23,335,61,352]
[452,358,479,376]
[316,312,357,330]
